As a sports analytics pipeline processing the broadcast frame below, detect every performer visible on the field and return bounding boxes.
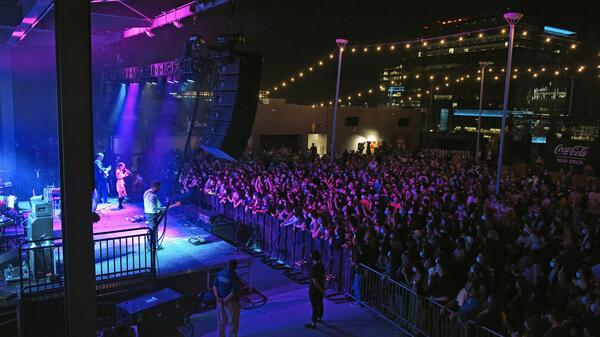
[94,152,111,204]
[144,181,166,250]
[115,162,131,209]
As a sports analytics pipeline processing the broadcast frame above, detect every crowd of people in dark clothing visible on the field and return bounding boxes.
[175,146,600,337]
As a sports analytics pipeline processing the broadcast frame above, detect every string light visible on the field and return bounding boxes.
[309,67,313,71]
[440,39,445,44]
[299,72,304,77]
[376,46,381,51]
[351,47,356,53]
[318,60,323,66]
[571,44,577,49]
[545,37,551,42]
[363,47,368,52]
[422,41,428,46]
[405,43,411,48]
[329,54,334,59]
[290,77,295,82]
[501,29,506,34]
[459,36,464,41]
[522,31,528,36]
[390,45,395,50]
[478,33,484,38]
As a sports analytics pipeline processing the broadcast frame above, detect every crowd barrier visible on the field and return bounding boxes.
[421,148,472,159]
[200,193,504,337]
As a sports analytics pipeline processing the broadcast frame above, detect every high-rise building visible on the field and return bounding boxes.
[379,14,598,143]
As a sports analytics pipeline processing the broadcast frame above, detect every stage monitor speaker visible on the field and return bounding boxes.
[116,288,184,337]
[199,50,262,161]
[26,215,53,241]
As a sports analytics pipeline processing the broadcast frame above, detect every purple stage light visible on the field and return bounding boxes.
[22,17,37,25]
[11,31,25,38]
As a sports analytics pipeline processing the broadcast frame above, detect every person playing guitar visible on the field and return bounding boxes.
[94,152,111,204]
[143,181,180,250]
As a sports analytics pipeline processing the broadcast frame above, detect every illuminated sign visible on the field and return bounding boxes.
[453,109,534,118]
[543,26,576,37]
[532,87,567,101]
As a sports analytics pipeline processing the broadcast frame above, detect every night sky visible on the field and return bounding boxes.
[18,0,600,105]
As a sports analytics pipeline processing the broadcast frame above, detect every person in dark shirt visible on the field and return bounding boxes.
[305,250,326,329]
[213,259,241,337]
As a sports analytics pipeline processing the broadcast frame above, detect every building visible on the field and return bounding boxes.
[378,14,599,146]
[251,99,421,154]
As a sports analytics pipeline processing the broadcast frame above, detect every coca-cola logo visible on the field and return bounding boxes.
[554,144,589,158]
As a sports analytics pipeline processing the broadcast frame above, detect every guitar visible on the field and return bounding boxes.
[102,165,112,179]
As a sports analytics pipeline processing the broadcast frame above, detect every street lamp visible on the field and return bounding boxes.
[495,12,523,195]
[476,61,493,163]
[330,38,348,164]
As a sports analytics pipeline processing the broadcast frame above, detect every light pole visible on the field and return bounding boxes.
[495,12,523,195]
[330,38,348,164]
[476,61,493,163]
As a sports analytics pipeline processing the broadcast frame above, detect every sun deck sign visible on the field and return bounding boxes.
[546,140,597,171]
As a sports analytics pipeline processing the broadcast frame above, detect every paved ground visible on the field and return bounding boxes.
[183,256,402,337]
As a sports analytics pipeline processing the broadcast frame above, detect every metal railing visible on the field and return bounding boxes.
[346,263,505,337]
[18,227,155,294]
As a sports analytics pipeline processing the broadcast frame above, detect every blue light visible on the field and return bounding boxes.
[531,136,547,144]
[187,79,195,83]
[453,109,533,118]
[543,26,576,37]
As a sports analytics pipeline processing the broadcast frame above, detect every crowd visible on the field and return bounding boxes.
[176,146,600,337]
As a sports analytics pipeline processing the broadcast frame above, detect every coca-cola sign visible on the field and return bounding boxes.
[553,144,589,158]
[546,140,597,170]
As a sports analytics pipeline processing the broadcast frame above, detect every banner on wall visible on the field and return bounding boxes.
[545,139,598,171]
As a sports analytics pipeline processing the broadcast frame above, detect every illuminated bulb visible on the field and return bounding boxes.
[415,74,420,79]
[513,75,517,79]
[320,103,324,107]
[390,45,395,50]
[459,36,464,41]
[309,67,313,71]
[527,68,532,72]
[347,96,351,100]
[488,68,493,72]
[299,72,304,77]
[405,43,411,48]
[290,77,295,82]
[570,44,577,49]
[565,67,569,71]
[477,70,481,73]
[477,76,481,81]
[541,67,546,72]
[403,75,408,79]
[478,33,483,38]
[376,46,381,51]
[522,31,528,36]
[422,41,428,46]
[545,37,551,42]
[444,76,449,80]
[440,39,445,44]
[391,80,395,84]
[340,47,344,52]
[311,104,315,108]
[429,75,434,80]
[274,86,278,91]
[501,29,506,34]
[460,76,464,80]
[417,93,422,98]
[368,89,373,93]
[426,90,430,94]
[456,79,460,82]
[329,101,333,105]
[363,47,368,52]
[435,86,440,90]
[445,83,449,87]
[408,97,412,100]
[282,82,286,86]
[533,73,538,77]
[351,48,356,53]
[358,93,362,97]
[514,68,518,72]
[466,75,470,78]
[494,76,499,80]
[318,61,323,65]
[338,99,342,102]
[329,54,334,59]
[554,71,560,75]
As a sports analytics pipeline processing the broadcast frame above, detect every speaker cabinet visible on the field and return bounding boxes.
[200,50,262,161]
[116,288,184,337]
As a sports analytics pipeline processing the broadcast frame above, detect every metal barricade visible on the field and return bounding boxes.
[347,264,505,337]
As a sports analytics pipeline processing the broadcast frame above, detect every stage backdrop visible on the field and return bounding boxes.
[545,139,598,172]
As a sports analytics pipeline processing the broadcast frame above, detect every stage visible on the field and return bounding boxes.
[7,198,251,287]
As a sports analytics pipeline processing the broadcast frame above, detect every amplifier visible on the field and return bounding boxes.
[198,208,221,224]
[116,288,184,337]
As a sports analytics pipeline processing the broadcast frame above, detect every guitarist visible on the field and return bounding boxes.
[144,181,167,251]
[143,181,181,251]
[94,152,111,204]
